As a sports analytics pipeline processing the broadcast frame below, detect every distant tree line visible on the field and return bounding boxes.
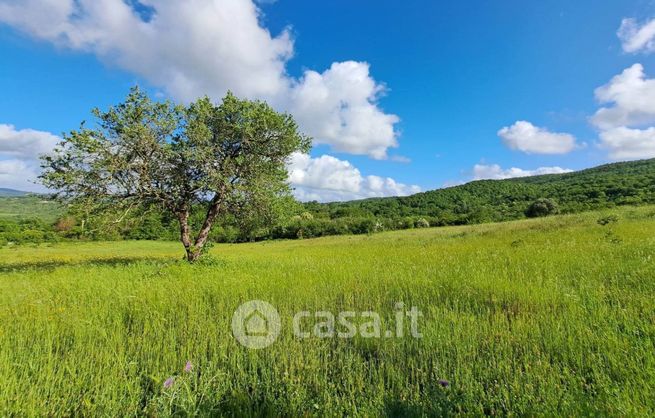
[1,158,654,246]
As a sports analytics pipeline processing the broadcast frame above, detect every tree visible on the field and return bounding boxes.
[525,198,559,218]
[40,87,311,262]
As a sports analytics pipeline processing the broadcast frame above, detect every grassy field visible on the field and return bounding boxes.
[1,206,654,416]
[0,196,63,222]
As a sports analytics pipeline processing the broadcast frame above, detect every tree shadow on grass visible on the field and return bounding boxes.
[0,256,173,274]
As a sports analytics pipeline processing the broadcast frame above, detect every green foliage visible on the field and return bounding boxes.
[4,158,655,246]
[0,196,63,222]
[300,158,655,232]
[1,206,654,415]
[0,218,59,245]
[39,87,310,260]
[415,218,430,228]
[597,214,620,226]
[525,198,560,218]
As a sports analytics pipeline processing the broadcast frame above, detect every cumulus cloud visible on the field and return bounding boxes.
[0,124,60,159]
[472,164,573,180]
[0,0,292,100]
[618,18,655,54]
[0,124,59,192]
[0,0,400,159]
[288,153,420,202]
[0,159,44,192]
[590,64,655,160]
[289,62,399,159]
[599,127,655,160]
[497,121,577,154]
[592,64,655,130]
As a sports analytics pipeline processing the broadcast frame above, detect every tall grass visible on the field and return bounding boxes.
[1,207,654,416]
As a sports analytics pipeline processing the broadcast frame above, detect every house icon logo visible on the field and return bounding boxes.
[231,300,281,349]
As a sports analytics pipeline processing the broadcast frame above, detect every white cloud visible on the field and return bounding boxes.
[472,164,573,180]
[592,64,655,130]
[0,0,292,101]
[599,127,655,160]
[288,153,420,202]
[0,159,44,192]
[497,121,577,154]
[0,124,60,159]
[0,124,59,192]
[0,0,400,159]
[390,155,411,163]
[618,18,655,54]
[590,64,655,160]
[289,62,399,159]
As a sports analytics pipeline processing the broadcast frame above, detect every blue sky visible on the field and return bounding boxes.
[1,0,655,200]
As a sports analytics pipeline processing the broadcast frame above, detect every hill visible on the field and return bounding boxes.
[306,158,655,226]
[0,188,30,197]
[0,195,63,223]
[1,159,654,244]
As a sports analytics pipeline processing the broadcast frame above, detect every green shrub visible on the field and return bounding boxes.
[526,198,560,218]
[597,215,619,226]
[415,218,430,228]
[21,229,45,243]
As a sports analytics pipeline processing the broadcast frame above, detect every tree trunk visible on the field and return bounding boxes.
[177,198,222,263]
[186,247,202,263]
[190,199,222,259]
[178,209,197,262]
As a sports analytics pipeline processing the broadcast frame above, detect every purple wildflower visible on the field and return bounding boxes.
[184,360,193,373]
[163,377,175,389]
[438,379,449,387]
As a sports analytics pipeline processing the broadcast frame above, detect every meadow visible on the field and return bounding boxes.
[1,206,654,416]
[0,196,63,223]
